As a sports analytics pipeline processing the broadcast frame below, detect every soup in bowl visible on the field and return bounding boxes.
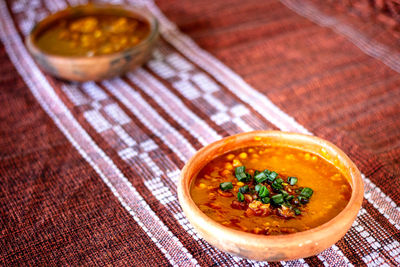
[178,131,363,261]
[26,4,158,81]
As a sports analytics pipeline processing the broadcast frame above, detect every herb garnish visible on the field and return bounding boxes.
[220,166,314,218]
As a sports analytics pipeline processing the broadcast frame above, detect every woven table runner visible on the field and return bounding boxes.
[1,0,399,265]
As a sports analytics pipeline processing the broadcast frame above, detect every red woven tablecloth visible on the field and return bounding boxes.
[1,0,399,265]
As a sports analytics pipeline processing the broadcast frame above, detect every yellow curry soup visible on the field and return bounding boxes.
[35,14,150,56]
[191,146,352,235]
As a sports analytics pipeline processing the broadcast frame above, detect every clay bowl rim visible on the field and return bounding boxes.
[25,4,159,62]
[178,130,364,257]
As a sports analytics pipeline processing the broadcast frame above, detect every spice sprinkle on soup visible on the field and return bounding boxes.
[191,146,352,235]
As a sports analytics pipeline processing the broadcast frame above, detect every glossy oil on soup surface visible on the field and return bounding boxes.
[190,146,352,235]
[35,14,150,56]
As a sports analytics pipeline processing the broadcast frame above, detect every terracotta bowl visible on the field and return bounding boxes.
[178,131,364,261]
[25,4,158,82]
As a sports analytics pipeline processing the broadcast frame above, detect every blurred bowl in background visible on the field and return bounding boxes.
[26,4,158,82]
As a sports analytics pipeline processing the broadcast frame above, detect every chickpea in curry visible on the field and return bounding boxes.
[191,146,352,235]
[35,13,150,56]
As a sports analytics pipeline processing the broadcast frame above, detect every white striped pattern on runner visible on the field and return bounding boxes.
[346,208,396,264]
[127,69,222,144]
[101,78,250,266]
[0,2,198,266]
[63,80,222,263]
[280,0,400,74]
[144,44,264,134]
[60,81,232,265]
[280,259,309,267]
[140,2,310,135]
[102,78,196,161]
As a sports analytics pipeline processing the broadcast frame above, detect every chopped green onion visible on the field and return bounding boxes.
[294,208,301,215]
[237,192,245,202]
[224,167,313,217]
[283,202,292,208]
[235,166,245,173]
[271,194,284,205]
[295,187,303,194]
[281,190,289,198]
[255,184,262,192]
[235,166,250,182]
[258,185,269,198]
[285,195,294,202]
[239,185,249,194]
[300,187,313,199]
[246,173,252,181]
[235,166,246,180]
[263,169,271,175]
[271,179,283,191]
[265,171,276,184]
[261,197,270,204]
[219,182,233,191]
[287,176,298,186]
[269,171,278,179]
[254,171,268,184]
[298,196,309,204]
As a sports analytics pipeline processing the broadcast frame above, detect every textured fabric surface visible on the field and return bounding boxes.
[1,0,399,266]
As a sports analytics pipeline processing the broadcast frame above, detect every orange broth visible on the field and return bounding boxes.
[35,14,150,56]
[190,146,352,235]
